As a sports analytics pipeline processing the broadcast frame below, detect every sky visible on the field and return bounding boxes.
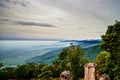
[0,0,120,40]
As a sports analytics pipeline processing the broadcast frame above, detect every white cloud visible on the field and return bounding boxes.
[0,0,120,40]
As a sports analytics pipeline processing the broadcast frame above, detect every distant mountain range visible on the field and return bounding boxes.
[26,39,102,64]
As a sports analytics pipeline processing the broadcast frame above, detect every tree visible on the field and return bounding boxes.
[54,45,89,80]
[0,67,15,79]
[51,44,90,79]
[68,46,88,80]
[58,48,70,61]
[15,64,30,79]
[26,62,37,78]
[94,51,110,74]
[37,65,52,80]
[0,63,3,69]
[34,63,46,77]
[100,21,120,80]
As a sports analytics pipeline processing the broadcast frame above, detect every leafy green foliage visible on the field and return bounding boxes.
[15,64,30,79]
[100,21,120,80]
[0,67,15,79]
[0,63,3,68]
[58,48,70,60]
[68,46,85,80]
[37,66,52,80]
[34,63,46,77]
[95,51,110,74]
[53,45,90,80]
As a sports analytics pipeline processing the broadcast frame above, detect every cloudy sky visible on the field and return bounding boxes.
[0,0,120,40]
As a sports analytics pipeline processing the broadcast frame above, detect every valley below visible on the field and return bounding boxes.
[0,39,101,67]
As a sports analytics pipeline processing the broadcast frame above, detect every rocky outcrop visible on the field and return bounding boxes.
[84,63,97,80]
[60,70,72,80]
[84,63,110,80]
[99,74,110,80]
[60,63,110,80]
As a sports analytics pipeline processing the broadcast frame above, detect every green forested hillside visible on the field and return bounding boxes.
[26,44,101,64]
[84,45,102,60]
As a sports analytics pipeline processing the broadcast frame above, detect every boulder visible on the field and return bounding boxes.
[60,70,72,80]
[99,74,110,80]
[84,63,98,80]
